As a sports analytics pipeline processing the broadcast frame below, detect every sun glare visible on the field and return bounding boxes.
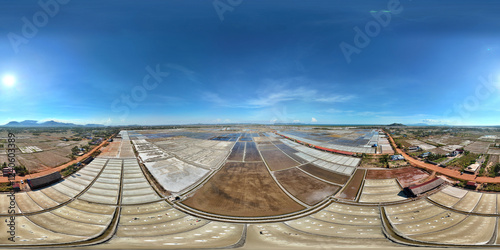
[2,75,16,87]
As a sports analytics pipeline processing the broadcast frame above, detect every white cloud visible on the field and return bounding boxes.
[293,120,300,123]
[311,117,317,123]
[324,109,387,117]
[246,87,315,108]
[246,87,354,108]
[202,78,355,108]
[422,119,444,124]
[315,95,355,103]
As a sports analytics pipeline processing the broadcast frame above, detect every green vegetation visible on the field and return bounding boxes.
[489,163,500,178]
[379,154,390,168]
[61,163,82,177]
[478,155,491,177]
[434,157,448,163]
[394,138,411,148]
[447,150,479,171]
[407,152,421,158]
[360,154,386,168]
[0,182,13,192]
[71,146,81,155]
[484,183,500,192]
[1,163,29,176]
[427,153,446,161]
[456,180,467,188]
[14,165,28,176]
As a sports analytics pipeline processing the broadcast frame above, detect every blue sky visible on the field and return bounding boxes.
[0,0,499,125]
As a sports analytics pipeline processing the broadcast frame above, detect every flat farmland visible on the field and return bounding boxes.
[405,139,436,151]
[427,135,464,146]
[336,169,365,200]
[274,168,340,205]
[260,149,299,171]
[465,141,492,154]
[17,154,50,172]
[182,162,304,217]
[488,155,499,165]
[488,148,500,155]
[0,131,92,173]
[227,142,244,161]
[244,142,262,161]
[299,164,350,185]
[365,167,429,187]
[33,151,69,168]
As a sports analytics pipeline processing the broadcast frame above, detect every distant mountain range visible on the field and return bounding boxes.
[2,120,105,127]
[387,122,451,127]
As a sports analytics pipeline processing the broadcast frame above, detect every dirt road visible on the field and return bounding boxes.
[386,133,500,183]
[0,136,112,183]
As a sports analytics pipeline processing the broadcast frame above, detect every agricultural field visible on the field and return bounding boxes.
[465,141,492,154]
[0,129,107,173]
[360,154,387,168]
[447,152,481,171]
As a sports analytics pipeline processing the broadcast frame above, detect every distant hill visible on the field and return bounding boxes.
[387,123,405,126]
[2,120,105,127]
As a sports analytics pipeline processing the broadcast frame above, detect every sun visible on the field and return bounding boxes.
[2,75,16,87]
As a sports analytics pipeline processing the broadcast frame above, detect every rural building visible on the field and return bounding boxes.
[391,155,405,161]
[2,167,14,177]
[408,146,420,151]
[27,172,62,190]
[420,152,431,158]
[466,181,478,189]
[447,150,462,157]
[12,182,20,191]
[464,163,481,174]
[404,177,445,197]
